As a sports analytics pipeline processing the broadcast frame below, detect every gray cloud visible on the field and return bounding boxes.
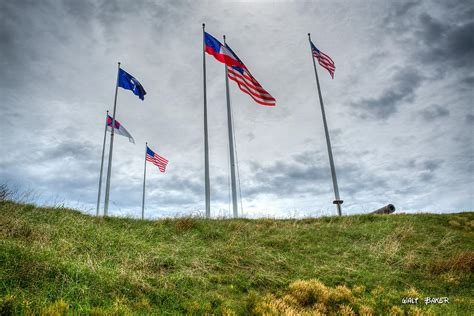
[383,1,420,34]
[416,14,474,70]
[351,68,423,119]
[383,1,474,76]
[419,104,450,122]
[466,113,474,124]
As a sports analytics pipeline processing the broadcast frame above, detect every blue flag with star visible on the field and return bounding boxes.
[118,68,146,100]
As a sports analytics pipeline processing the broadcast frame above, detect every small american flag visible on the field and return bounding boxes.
[311,41,335,79]
[146,146,168,173]
[224,43,276,106]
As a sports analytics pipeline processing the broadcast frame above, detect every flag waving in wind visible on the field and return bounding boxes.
[146,146,168,172]
[310,41,335,79]
[118,68,147,100]
[224,43,276,106]
[204,31,275,106]
[204,32,243,68]
[107,115,135,143]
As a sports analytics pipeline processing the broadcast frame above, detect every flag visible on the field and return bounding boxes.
[204,32,243,68]
[224,43,276,106]
[146,146,168,172]
[107,115,135,144]
[118,68,147,100]
[310,41,335,79]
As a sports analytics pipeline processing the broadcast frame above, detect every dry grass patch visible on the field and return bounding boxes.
[254,280,368,315]
[253,280,443,316]
[174,217,198,232]
[428,251,474,274]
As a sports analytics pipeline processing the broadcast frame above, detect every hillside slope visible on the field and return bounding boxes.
[1,201,473,314]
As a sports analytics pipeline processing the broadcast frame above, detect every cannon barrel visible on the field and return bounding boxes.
[371,204,396,214]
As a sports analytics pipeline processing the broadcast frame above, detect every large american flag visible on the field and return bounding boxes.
[146,146,168,173]
[224,44,276,106]
[311,41,335,79]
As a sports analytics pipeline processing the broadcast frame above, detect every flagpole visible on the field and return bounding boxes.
[223,35,238,218]
[308,33,343,216]
[202,23,211,218]
[104,62,121,217]
[142,142,147,220]
[96,110,109,217]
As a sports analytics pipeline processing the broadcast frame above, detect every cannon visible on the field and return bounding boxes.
[370,204,396,214]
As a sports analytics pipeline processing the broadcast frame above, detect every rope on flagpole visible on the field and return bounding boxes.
[230,99,244,217]
[227,139,231,217]
[96,110,109,217]
[223,34,239,218]
[202,23,211,218]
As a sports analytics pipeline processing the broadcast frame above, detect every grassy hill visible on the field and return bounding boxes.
[0,201,473,315]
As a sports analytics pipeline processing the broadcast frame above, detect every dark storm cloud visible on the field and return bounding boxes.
[419,104,450,122]
[351,68,423,119]
[466,114,474,124]
[162,176,202,196]
[421,159,443,173]
[241,150,390,201]
[336,163,389,196]
[384,1,474,74]
[383,1,420,33]
[392,158,443,173]
[416,14,474,70]
[244,151,330,199]
[0,137,99,188]
[464,76,474,86]
[39,140,98,161]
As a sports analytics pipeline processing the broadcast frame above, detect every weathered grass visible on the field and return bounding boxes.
[0,201,472,314]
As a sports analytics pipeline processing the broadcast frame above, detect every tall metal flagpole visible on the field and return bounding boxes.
[96,110,109,216]
[202,24,211,218]
[142,142,147,220]
[308,33,343,216]
[103,62,121,217]
[223,35,238,218]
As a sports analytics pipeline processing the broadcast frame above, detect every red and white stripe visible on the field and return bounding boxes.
[227,66,276,106]
[146,153,168,173]
[312,49,335,79]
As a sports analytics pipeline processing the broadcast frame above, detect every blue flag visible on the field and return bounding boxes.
[118,68,146,100]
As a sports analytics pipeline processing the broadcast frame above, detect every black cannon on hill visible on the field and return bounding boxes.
[370,204,396,214]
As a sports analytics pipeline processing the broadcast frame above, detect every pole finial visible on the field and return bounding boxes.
[202,23,205,28]
[223,34,226,42]
[308,33,311,38]
[118,62,121,67]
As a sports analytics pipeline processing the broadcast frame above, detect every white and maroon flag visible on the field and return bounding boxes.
[106,115,135,144]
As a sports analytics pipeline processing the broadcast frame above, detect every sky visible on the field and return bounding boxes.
[0,0,473,219]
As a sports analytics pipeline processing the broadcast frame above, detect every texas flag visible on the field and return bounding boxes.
[204,32,243,68]
[106,115,135,144]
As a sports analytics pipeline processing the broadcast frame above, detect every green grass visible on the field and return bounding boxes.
[0,201,473,315]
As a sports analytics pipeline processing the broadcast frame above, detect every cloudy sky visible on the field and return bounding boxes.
[1,0,472,218]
